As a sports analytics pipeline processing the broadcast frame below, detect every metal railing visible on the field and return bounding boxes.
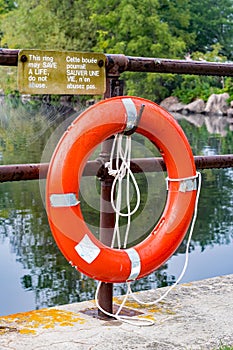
[0,155,233,182]
[0,49,233,318]
[2,49,233,76]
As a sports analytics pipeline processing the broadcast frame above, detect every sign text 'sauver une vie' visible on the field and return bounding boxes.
[18,50,106,95]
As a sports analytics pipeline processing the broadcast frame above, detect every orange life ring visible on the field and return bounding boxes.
[46,96,197,283]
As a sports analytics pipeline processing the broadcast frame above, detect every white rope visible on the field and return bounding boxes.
[127,172,202,306]
[96,134,153,326]
[95,281,154,326]
[105,134,141,249]
[97,135,202,326]
[166,174,199,182]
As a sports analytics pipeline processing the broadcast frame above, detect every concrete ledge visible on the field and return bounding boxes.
[0,274,233,350]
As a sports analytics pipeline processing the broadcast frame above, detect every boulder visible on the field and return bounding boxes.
[160,96,178,110]
[183,99,205,114]
[204,93,229,115]
[160,96,185,112]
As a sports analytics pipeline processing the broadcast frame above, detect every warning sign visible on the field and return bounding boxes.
[18,50,106,95]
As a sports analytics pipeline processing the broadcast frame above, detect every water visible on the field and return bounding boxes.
[0,97,232,316]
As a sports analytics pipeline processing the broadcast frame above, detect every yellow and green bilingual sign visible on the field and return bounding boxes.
[18,50,106,95]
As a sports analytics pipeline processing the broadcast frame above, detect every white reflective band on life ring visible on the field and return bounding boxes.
[179,178,197,192]
[122,98,138,133]
[125,248,141,281]
[50,193,80,207]
[75,234,101,264]
[166,176,198,192]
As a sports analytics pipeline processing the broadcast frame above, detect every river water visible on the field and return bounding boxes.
[0,97,232,316]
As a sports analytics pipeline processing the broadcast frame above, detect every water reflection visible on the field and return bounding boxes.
[0,97,232,316]
[174,112,233,136]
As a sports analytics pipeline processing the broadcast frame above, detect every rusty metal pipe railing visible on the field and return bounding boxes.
[1,49,233,77]
[0,49,19,66]
[0,155,232,183]
[98,138,115,318]
[106,55,233,76]
[0,163,48,182]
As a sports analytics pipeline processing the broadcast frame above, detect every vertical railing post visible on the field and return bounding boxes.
[98,137,115,318]
[98,76,124,318]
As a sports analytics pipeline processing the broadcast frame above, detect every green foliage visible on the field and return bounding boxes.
[1,0,66,49]
[158,0,195,48]
[0,0,16,46]
[90,0,193,100]
[172,44,228,104]
[222,77,233,101]
[0,1,233,100]
[0,0,95,51]
[123,72,181,102]
[188,0,233,59]
[0,0,16,14]
[191,43,227,62]
[173,75,222,104]
[216,345,233,350]
[0,66,18,93]
[91,0,188,57]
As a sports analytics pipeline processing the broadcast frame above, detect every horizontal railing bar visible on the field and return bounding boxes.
[0,163,48,182]
[0,49,19,66]
[1,49,233,76]
[0,155,232,183]
[106,54,233,76]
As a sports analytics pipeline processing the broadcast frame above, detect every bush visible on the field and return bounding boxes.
[172,74,223,104]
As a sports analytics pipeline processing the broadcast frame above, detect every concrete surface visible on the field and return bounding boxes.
[0,274,233,350]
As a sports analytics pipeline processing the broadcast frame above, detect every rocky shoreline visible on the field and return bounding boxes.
[6,91,233,118]
[160,93,233,117]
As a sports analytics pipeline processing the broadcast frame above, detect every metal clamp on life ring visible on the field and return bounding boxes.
[46,96,197,283]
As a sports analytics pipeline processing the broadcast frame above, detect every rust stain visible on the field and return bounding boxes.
[112,297,176,321]
[0,308,86,335]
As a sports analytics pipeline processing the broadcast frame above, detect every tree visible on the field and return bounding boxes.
[0,0,16,46]
[0,0,16,15]
[90,0,192,100]
[0,0,95,51]
[188,0,233,59]
[91,0,188,57]
[0,0,97,92]
[1,0,233,100]
[172,44,227,104]
[158,0,195,50]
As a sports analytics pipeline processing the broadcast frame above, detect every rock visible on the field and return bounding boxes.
[160,94,232,116]
[183,99,205,114]
[160,96,185,112]
[160,96,179,109]
[204,93,229,115]
[227,108,233,117]
[160,96,179,110]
